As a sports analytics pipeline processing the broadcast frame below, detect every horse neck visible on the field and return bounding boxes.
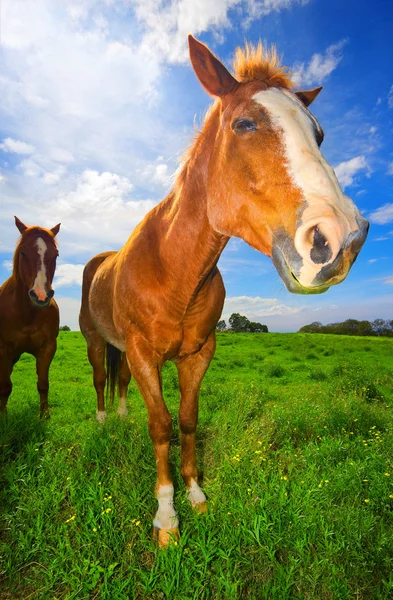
[155,106,228,292]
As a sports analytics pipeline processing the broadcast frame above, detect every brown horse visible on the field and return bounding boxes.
[0,217,60,418]
[80,36,369,546]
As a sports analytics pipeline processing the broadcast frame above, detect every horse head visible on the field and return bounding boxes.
[14,216,61,307]
[188,36,368,294]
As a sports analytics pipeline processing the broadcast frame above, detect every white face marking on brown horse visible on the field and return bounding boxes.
[33,237,48,301]
[253,88,362,287]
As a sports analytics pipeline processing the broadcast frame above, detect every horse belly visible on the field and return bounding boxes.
[89,278,126,351]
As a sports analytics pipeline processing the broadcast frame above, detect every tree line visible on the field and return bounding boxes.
[298,319,393,337]
[217,313,268,333]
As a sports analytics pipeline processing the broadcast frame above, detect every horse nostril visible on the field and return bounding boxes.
[310,225,332,265]
[48,289,54,299]
[29,289,37,299]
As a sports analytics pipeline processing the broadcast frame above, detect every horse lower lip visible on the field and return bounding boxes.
[31,298,50,307]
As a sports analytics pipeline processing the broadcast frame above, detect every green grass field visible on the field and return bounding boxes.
[1,331,393,599]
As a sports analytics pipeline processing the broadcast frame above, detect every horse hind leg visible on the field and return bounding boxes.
[86,335,107,423]
[118,353,131,418]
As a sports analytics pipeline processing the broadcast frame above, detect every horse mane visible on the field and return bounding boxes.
[233,41,294,89]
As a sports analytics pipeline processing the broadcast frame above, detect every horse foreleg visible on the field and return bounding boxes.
[0,354,13,416]
[36,340,57,418]
[126,333,178,547]
[86,337,106,423]
[118,353,131,418]
[176,331,216,513]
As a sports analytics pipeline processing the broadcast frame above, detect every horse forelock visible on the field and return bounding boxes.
[233,42,294,89]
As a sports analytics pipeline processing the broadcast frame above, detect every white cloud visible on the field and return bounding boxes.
[293,40,347,86]
[133,0,240,64]
[42,172,62,185]
[138,161,174,189]
[368,259,377,264]
[222,295,306,318]
[369,203,393,225]
[0,137,35,154]
[387,162,393,175]
[3,260,13,271]
[132,0,311,64]
[54,264,85,287]
[55,297,82,330]
[43,169,156,254]
[334,155,368,188]
[383,276,393,285]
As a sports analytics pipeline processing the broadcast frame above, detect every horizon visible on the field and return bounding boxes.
[1,0,392,332]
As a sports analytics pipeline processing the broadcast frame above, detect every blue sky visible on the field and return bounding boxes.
[1,0,392,331]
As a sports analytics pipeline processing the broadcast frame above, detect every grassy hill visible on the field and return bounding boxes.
[1,332,393,599]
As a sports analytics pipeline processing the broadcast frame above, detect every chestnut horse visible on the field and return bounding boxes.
[80,36,369,546]
[0,217,60,418]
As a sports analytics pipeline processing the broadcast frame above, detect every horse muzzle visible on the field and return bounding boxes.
[28,288,55,307]
[272,217,369,295]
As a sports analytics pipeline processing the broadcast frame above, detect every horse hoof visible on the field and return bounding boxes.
[152,526,180,548]
[192,501,208,514]
[96,410,107,424]
[117,407,128,418]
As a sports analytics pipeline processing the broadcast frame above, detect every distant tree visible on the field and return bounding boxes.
[59,325,71,331]
[298,318,393,337]
[373,319,388,337]
[228,313,268,333]
[248,321,268,333]
[229,313,250,332]
[357,320,374,337]
[299,322,323,333]
[216,320,227,331]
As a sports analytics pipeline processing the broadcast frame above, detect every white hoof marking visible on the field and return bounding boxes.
[117,406,128,418]
[96,410,107,424]
[187,478,206,505]
[153,484,179,531]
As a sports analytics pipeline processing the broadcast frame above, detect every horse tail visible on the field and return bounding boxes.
[106,343,121,406]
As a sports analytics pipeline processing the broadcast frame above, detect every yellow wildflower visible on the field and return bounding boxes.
[65,515,76,523]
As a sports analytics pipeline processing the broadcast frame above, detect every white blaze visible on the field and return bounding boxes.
[33,237,48,300]
[253,88,359,286]
[153,484,178,530]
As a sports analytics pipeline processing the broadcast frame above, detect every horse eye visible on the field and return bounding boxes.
[231,118,257,135]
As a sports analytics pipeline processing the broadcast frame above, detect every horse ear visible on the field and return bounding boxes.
[296,86,323,107]
[188,35,239,98]
[14,216,28,234]
[50,223,61,237]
